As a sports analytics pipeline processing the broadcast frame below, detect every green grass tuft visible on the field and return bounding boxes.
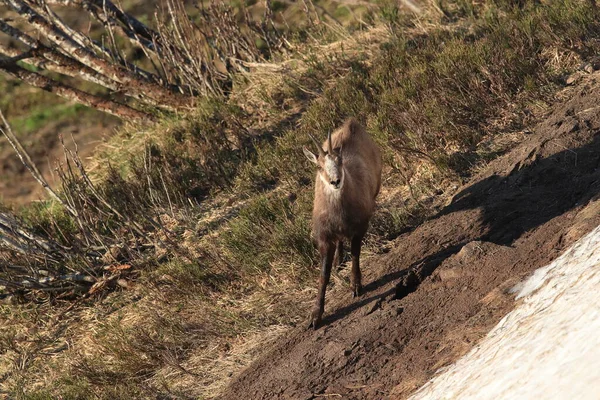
[221,192,316,277]
[9,104,95,135]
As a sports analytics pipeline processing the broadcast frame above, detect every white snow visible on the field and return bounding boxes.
[409,224,600,400]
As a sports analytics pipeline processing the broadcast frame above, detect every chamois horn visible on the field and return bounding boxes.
[307,132,326,157]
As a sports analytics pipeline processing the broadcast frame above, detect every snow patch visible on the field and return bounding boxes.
[409,224,600,400]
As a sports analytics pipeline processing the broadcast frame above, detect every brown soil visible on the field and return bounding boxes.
[0,119,118,205]
[220,75,600,400]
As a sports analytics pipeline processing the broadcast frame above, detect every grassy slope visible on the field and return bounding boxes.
[2,1,600,399]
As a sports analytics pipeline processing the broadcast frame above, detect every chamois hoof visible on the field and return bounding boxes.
[307,308,323,330]
[352,284,363,298]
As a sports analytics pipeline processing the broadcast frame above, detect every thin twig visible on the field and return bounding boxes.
[0,109,78,216]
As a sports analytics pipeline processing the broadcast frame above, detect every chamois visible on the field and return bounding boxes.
[303,118,382,329]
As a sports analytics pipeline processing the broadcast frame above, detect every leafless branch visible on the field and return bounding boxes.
[0,59,152,120]
[0,0,286,117]
[4,0,190,107]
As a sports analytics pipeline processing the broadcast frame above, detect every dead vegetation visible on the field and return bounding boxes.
[1,0,600,398]
[0,0,285,119]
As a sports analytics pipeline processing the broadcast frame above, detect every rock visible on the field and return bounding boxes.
[437,268,461,282]
[363,298,383,316]
[566,73,580,86]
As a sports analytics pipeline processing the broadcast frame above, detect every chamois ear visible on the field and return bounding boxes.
[303,146,319,165]
[346,118,361,135]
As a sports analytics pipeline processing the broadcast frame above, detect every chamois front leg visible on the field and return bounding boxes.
[333,240,344,267]
[308,240,335,330]
[350,233,365,298]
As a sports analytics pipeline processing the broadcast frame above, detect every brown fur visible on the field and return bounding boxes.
[312,118,382,241]
[305,118,382,329]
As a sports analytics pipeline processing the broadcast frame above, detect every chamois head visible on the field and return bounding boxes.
[303,131,344,190]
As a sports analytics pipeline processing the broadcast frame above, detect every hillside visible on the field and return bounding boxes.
[221,71,600,400]
[1,1,600,399]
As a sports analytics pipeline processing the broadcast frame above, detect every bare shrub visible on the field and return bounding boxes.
[0,0,283,119]
[0,110,183,301]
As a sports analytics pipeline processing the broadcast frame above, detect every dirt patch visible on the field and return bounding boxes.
[219,75,600,400]
[0,118,118,205]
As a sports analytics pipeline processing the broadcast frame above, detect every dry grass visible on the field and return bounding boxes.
[0,259,316,398]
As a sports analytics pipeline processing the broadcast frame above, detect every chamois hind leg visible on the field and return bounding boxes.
[350,233,365,298]
[308,240,335,330]
[333,240,344,267]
